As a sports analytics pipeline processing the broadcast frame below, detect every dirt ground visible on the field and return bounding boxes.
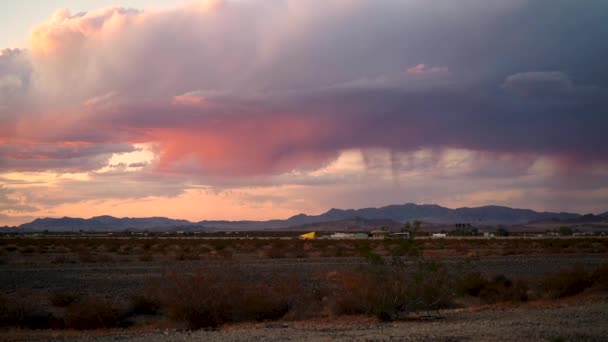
[2,254,608,302]
[4,299,608,342]
[93,300,608,342]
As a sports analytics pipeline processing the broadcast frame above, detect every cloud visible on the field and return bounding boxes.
[1,0,608,224]
[502,71,573,96]
[0,142,135,172]
[406,64,449,76]
[1,1,606,175]
[0,186,39,214]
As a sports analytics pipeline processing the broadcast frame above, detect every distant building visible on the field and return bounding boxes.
[432,233,447,238]
[389,232,411,238]
[371,230,390,239]
[353,232,370,239]
[330,233,354,239]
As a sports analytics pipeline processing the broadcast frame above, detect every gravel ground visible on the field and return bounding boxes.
[3,253,608,342]
[3,254,608,300]
[46,301,608,342]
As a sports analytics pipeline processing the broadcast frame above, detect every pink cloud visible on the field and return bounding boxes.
[406,64,449,75]
[146,113,338,176]
[0,1,605,181]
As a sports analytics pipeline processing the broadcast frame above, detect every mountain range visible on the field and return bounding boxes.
[10,203,605,232]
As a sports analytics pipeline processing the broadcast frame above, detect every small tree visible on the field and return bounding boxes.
[558,226,573,236]
[496,227,510,237]
[408,220,421,238]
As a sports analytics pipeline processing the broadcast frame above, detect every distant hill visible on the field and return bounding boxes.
[278,217,403,232]
[564,214,607,223]
[18,216,193,232]
[280,203,580,227]
[14,203,591,232]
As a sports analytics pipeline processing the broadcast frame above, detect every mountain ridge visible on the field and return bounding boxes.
[10,203,596,232]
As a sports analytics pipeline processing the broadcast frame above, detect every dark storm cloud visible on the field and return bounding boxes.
[0,143,135,172]
[0,0,606,175]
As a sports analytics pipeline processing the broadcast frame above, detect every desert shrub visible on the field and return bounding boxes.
[64,297,126,330]
[138,253,154,262]
[77,251,114,263]
[550,337,566,342]
[264,245,287,259]
[328,271,377,316]
[355,241,371,255]
[49,291,81,307]
[117,244,133,255]
[401,260,456,313]
[20,246,36,254]
[129,294,161,315]
[456,272,487,297]
[96,253,114,263]
[457,273,528,303]
[55,246,70,254]
[211,240,230,251]
[590,263,608,287]
[364,251,385,265]
[105,243,119,253]
[329,259,455,321]
[50,255,73,264]
[157,268,292,329]
[291,249,309,258]
[388,239,421,257]
[0,295,60,329]
[78,252,97,263]
[198,245,212,253]
[232,287,290,322]
[542,269,593,298]
[141,241,154,251]
[175,252,199,261]
[475,275,527,303]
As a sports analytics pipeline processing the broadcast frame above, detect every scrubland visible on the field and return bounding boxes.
[1,236,608,341]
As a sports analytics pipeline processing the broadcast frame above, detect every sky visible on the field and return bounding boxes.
[1,0,608,226]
